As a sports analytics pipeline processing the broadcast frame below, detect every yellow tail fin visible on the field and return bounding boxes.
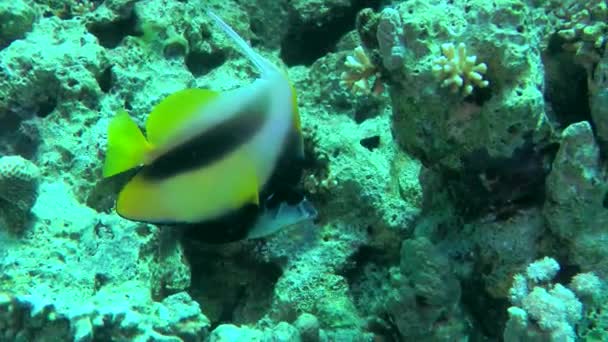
[103,110,151,178]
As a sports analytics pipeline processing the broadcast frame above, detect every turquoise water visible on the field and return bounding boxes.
[0,0,607,341]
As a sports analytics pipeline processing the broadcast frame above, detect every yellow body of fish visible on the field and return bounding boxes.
[103,11,303,225]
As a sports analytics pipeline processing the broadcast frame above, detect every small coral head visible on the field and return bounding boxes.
[432,42,489,96]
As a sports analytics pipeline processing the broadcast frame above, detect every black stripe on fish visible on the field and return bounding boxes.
[141,104,268,181]
[180,202,259,243]
[178,130,307,243]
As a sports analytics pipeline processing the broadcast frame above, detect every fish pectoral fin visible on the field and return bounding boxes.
[103,109,151,178]
[145,88,220,147]
[246,198,318,239]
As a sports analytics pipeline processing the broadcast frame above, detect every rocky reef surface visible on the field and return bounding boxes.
[0,0,607,341]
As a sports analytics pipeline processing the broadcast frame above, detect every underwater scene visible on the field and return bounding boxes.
[1,0,608,341]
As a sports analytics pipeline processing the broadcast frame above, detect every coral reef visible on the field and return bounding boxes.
[553,0,608,70]
[544,121,608,276]
[0,291,209,341]
[356,0,555,193]
[590,49,608,147]
[0,0,607,341]
[0,0,35,49]
[0,155,40,232]
[544,122,608,276]
[383,237,468,340]
[576,275,608,341]
[470,208,545,298]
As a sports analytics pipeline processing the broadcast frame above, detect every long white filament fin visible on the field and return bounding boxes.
[207,10,276,77]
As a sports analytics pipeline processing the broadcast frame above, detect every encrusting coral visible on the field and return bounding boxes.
[553,0,608,70]
[0,155,40,232]
[432,42,489,96]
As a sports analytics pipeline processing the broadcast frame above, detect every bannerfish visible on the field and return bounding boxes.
[102,11,317,242]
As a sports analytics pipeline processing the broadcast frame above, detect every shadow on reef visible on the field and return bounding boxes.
[86,7,140,49]
[281,0,385,66]
[0,115,40,159]
[543,34,592,129]
[341,245,403,341]
[444,138,559,221]
[460,260,510,338]
[181,238,282,329]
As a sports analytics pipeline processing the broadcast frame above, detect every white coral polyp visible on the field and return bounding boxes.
[526,256,560,283]
[570,272,602,298]
[432,42,489,96]
[341,46,377,95]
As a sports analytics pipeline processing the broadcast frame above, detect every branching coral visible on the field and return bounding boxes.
[432,42,489,96]
[340,46,382,96]
[553,0,608,70]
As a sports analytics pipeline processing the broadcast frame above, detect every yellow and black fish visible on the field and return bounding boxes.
[103,11,316,242]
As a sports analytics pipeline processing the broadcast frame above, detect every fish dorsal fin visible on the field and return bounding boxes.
[145,88,219,147]
[207,10,277,77]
